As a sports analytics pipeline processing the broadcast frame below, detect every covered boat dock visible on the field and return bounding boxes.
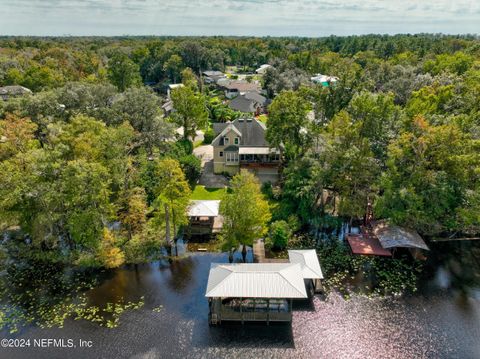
[206,263,307,325]
[288,249,325,294]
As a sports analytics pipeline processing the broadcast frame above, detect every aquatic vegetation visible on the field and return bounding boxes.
[0,260,145,334]
[291,236,424,297]
[152,305,163,313]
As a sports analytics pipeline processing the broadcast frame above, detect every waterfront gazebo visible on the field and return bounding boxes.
[288,250,324,294]
[205,263,307,325]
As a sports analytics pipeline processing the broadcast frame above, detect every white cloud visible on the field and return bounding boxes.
[0,0,479,35]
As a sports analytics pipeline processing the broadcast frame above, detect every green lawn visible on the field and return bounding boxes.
[190,185,227,200]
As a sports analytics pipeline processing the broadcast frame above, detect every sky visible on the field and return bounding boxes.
[0,0,479,37]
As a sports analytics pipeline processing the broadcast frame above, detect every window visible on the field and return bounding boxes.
[234,137,239,145]
[224,137,229,145]
[226,152,238,163]
[219,151,223,157]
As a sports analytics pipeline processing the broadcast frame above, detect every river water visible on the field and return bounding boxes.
[1,241,480,359]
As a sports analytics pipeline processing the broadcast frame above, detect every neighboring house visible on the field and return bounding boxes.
[216,79,261,99]
[163,83,185,117]
[167,83,184,98]
[310,74,338,87]
[228,91,269,115]
[211,118,280,181]
[255,64,272,74]
[0,85,32,101]
[162,100,174,117]
[202,70,226,84]
[186,200,223,238]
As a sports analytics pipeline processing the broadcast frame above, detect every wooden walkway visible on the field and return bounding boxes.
[253,239,265,263]
[253,239,288,263]
[431,237,480,242]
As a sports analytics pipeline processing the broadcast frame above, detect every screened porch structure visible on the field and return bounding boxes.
[205,263,307,325]
[238,147,280,165]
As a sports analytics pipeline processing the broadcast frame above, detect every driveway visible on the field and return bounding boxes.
[193,145,229,188]
[198,161,229,187]
[193,144,213,165]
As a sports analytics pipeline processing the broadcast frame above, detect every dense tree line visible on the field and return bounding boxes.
[0,80,201,267]
[1,34,478,92]
[1,34,479,268]
[263,38,480,239]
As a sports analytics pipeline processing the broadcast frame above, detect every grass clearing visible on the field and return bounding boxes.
[191,185,227,200]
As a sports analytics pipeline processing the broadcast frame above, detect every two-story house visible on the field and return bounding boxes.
[212,118,280,182]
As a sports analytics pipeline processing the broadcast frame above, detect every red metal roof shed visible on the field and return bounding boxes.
[347,234,392,257]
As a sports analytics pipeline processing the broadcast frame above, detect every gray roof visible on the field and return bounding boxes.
[228,91,268,113]
[217,79,260,92]
[228,95,258,113]
[0,85,32,96]
[162,100,174,112]
[373,221,429,250]
[244,91,268,106]
[224,145,239,151]
[212,119,268,147]
[213,122,228,134]
[203,70,224,77]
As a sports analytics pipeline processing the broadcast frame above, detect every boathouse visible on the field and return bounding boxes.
[206,263,307,325]
[186,200,223,239]
[372,221,429,251]
[347,221,429,259]
[372,221,429,259]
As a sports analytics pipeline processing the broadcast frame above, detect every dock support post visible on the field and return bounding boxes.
[240,297,244,325]
[267,299,270,325]
[289,299,293,322]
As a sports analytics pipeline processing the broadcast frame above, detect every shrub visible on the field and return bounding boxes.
[261,182,274,199]
[179,154,202,187]
[96,228,125,269]
[176,139,193,155]
[123,235,160,264]
[74,252,101,268]
[203,127,215,144]
[266,220,292,250]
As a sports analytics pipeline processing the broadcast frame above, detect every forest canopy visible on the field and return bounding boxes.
[0,34,479,267]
